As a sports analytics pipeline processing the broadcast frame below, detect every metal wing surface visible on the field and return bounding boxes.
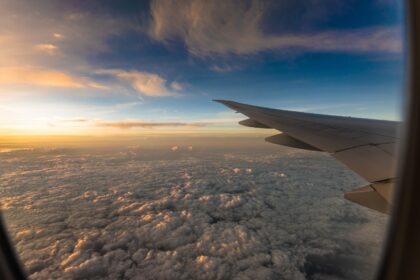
[215,100,401,214]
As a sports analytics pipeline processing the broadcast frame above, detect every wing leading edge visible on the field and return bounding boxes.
[215,100,400,214]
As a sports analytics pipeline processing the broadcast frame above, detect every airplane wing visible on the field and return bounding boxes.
[215,100,401,214]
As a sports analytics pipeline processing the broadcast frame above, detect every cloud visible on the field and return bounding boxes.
[53,33,64,40]
[0,1,132,93]
[64,118,206,129]
[97,69,181,97]
[149,0,401,56]
[97,120,203,129]
[61,115,244,130]
[0,1,131,67]
[170,81,183,91]
[0,145,387,279]
[34,44,58,55]
[0,66,106,89]
[210,65,237,73]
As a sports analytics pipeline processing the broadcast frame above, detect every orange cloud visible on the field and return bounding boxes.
[0,67,105,89]
[65,118,206,129]
[61,115,244,130]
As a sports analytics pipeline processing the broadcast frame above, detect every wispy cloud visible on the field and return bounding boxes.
[197,117,243,124]
[53,33,64,40]
[170,81,184,91]
[210,65,239,73]
[0,66,106,89]
[97,69,182,97]
[64,118,205,129]
[149,0,401,57]
[62,115,243,129]
[34,44,58,55]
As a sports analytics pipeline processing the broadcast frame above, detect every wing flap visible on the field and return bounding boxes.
[215,100,399,213]
[344,184,391,214]
[239,118,270,128]
[333,145,397,182]
[215,100,399,183]
[216,100,397,153]
[265,133,321,151]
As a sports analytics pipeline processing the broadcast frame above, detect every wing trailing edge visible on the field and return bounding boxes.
[215,99,399,214]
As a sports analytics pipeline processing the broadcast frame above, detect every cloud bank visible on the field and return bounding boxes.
[0,144,387,279]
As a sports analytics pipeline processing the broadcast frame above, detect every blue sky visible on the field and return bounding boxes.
[0,0,405,134]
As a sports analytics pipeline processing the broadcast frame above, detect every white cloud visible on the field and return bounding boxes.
[97,69,181,97]
[149,0,401,56]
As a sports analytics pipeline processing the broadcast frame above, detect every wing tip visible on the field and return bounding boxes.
[213,100,242,111]
[213,99,233,104]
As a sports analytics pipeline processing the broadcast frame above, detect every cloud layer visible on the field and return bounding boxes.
[149,0,401,56]
[0,143,387,279]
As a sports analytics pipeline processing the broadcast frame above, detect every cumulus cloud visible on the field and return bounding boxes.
[0,143,388,279]
[97,69,181,97]
[0,66,106,89]
[149,0,401,56]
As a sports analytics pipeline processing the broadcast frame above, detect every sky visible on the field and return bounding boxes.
[0,0,405,135]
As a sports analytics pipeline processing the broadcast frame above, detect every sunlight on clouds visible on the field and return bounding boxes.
[0,145,386,279]
[34,44,58,55]
[97,69,181,97]
[52,33,64,40]
[0,101,92,134]
[59,116,247,130]
[63,118,206,129]
[0,0,403,137]
[0,67,105,89]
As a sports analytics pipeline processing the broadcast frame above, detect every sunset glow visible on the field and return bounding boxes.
[0,0,403,137]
